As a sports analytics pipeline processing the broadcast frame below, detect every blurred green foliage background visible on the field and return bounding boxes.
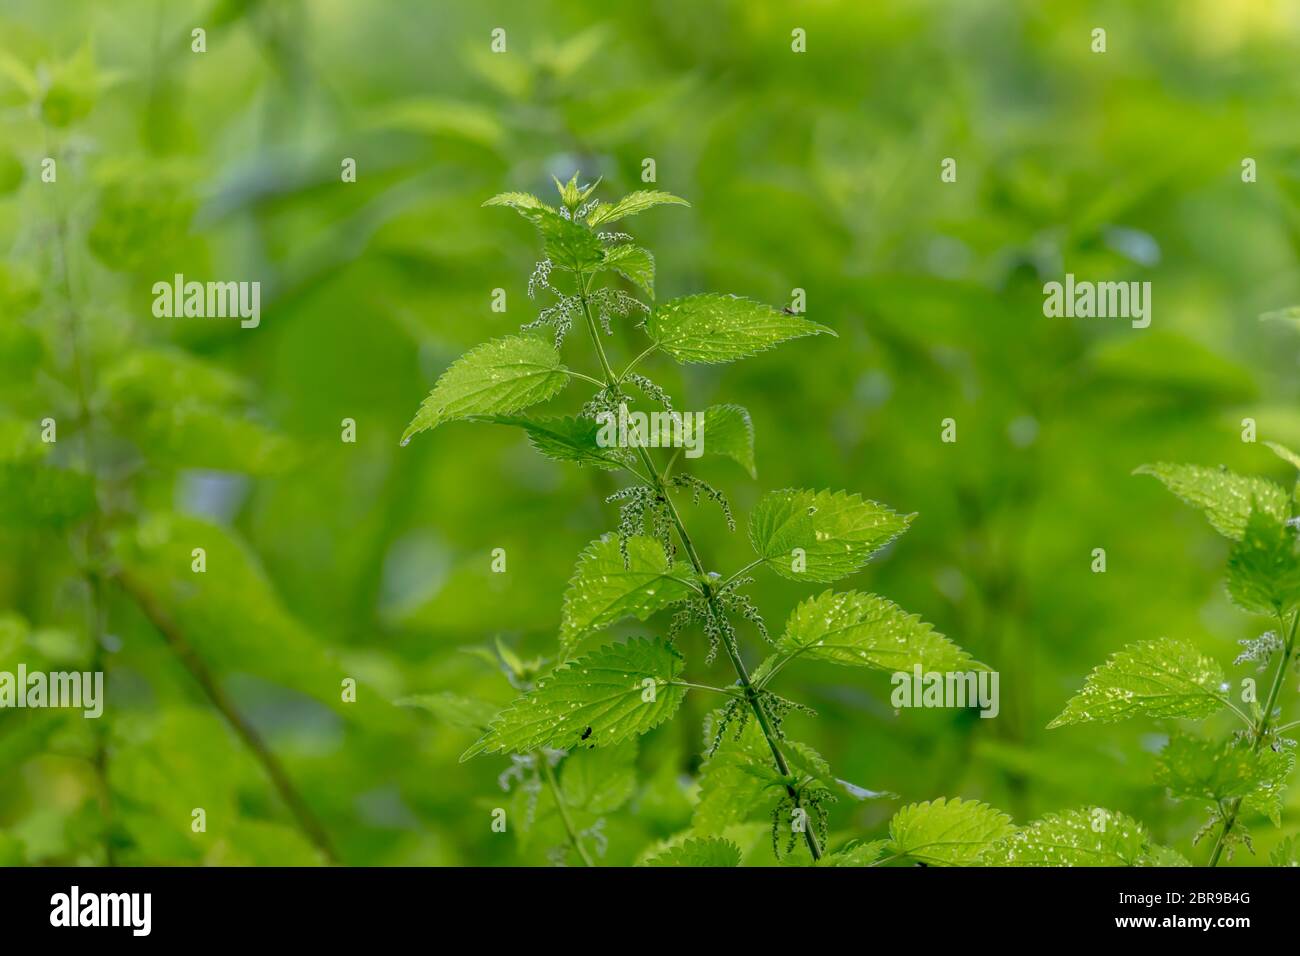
[2,0,1299,866]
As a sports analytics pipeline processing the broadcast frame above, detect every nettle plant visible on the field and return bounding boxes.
[1047,452,1300,867]
[401,175,993,865]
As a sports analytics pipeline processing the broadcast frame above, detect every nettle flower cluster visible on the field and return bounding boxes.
[401,175,1005,866]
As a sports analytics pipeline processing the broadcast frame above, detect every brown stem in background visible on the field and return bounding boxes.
[114,571,339,864]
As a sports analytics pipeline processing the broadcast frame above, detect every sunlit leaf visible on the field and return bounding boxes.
[701,404,755,477]
[1226,507,1300,615]
[586,190,689,227]
[601,243,655,298]
[886,797,1014,866]
[755,590,983,683]
[402,335,569,443]
[646,293,834,364]
[1135,463,1289,540]
[537,209,606,273]
[560,535,695,654]
[1157,734,1294,826]
[748,488,913,582]
[983,808,1156,867]
[1047,638,1226,728]
[643,836,740,867]
[461,637,686,760]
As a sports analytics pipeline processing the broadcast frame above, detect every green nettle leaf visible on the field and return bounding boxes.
[395,692,497,732]
[757,590,983,680]
[692,721,859,834]
[0,463,95,528]
[1261,306,1300,330]
[816,840,889,866]
[102,348,249,408]
[1156,734,1294,826]
[748,488,913,583]
[1225,508,1300,615]
[554,172,599,211]
[1135,463,1289,540]
[982,808,1157,866]
[537,209,606,273]
[691,736,770,835]
[561,740,638,814]
[478,414,623,470]
[784,738,895,802]
[643,837,741,867]
[586,189,689,227]
[646,293,835,364]
[559,535,696,653]
[1264,441,1300,472]
[461,637,686,760]
[1242,749,1295,827]
[702,404,756,478]
[885,797,1015,866]
[601,244,655,298]
[482,191,554,221]
[1143,845,1194,867]
[1047,637,1226,728]
[402,335,569,443]
[1271,835,1300,867]
[133,406,296,476]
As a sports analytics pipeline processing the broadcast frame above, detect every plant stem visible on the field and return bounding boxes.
[540,756,594,867]
[46,138,115,864]
[671,680,747,699]
[618,344,660,383]
[115,571,340,864]
[576,275,823,861]
[1208,609,1298,866]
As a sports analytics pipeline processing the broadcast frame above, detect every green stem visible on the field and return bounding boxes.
[618,344,660,383]
[541,755,594,866]
[576,274,823,861]
[561,368,608,389]
[1208,609,1298,866]
[670,680,747,699]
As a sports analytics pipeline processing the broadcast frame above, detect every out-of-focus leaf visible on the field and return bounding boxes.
[561,740,637,814]
[368,97,505,147]
[396,692,496,732]
[1265,441,1300,471]
[0,463,94,528]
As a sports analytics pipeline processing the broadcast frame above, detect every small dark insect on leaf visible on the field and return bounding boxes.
[580,726,592,740]
[781,306,797,315]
